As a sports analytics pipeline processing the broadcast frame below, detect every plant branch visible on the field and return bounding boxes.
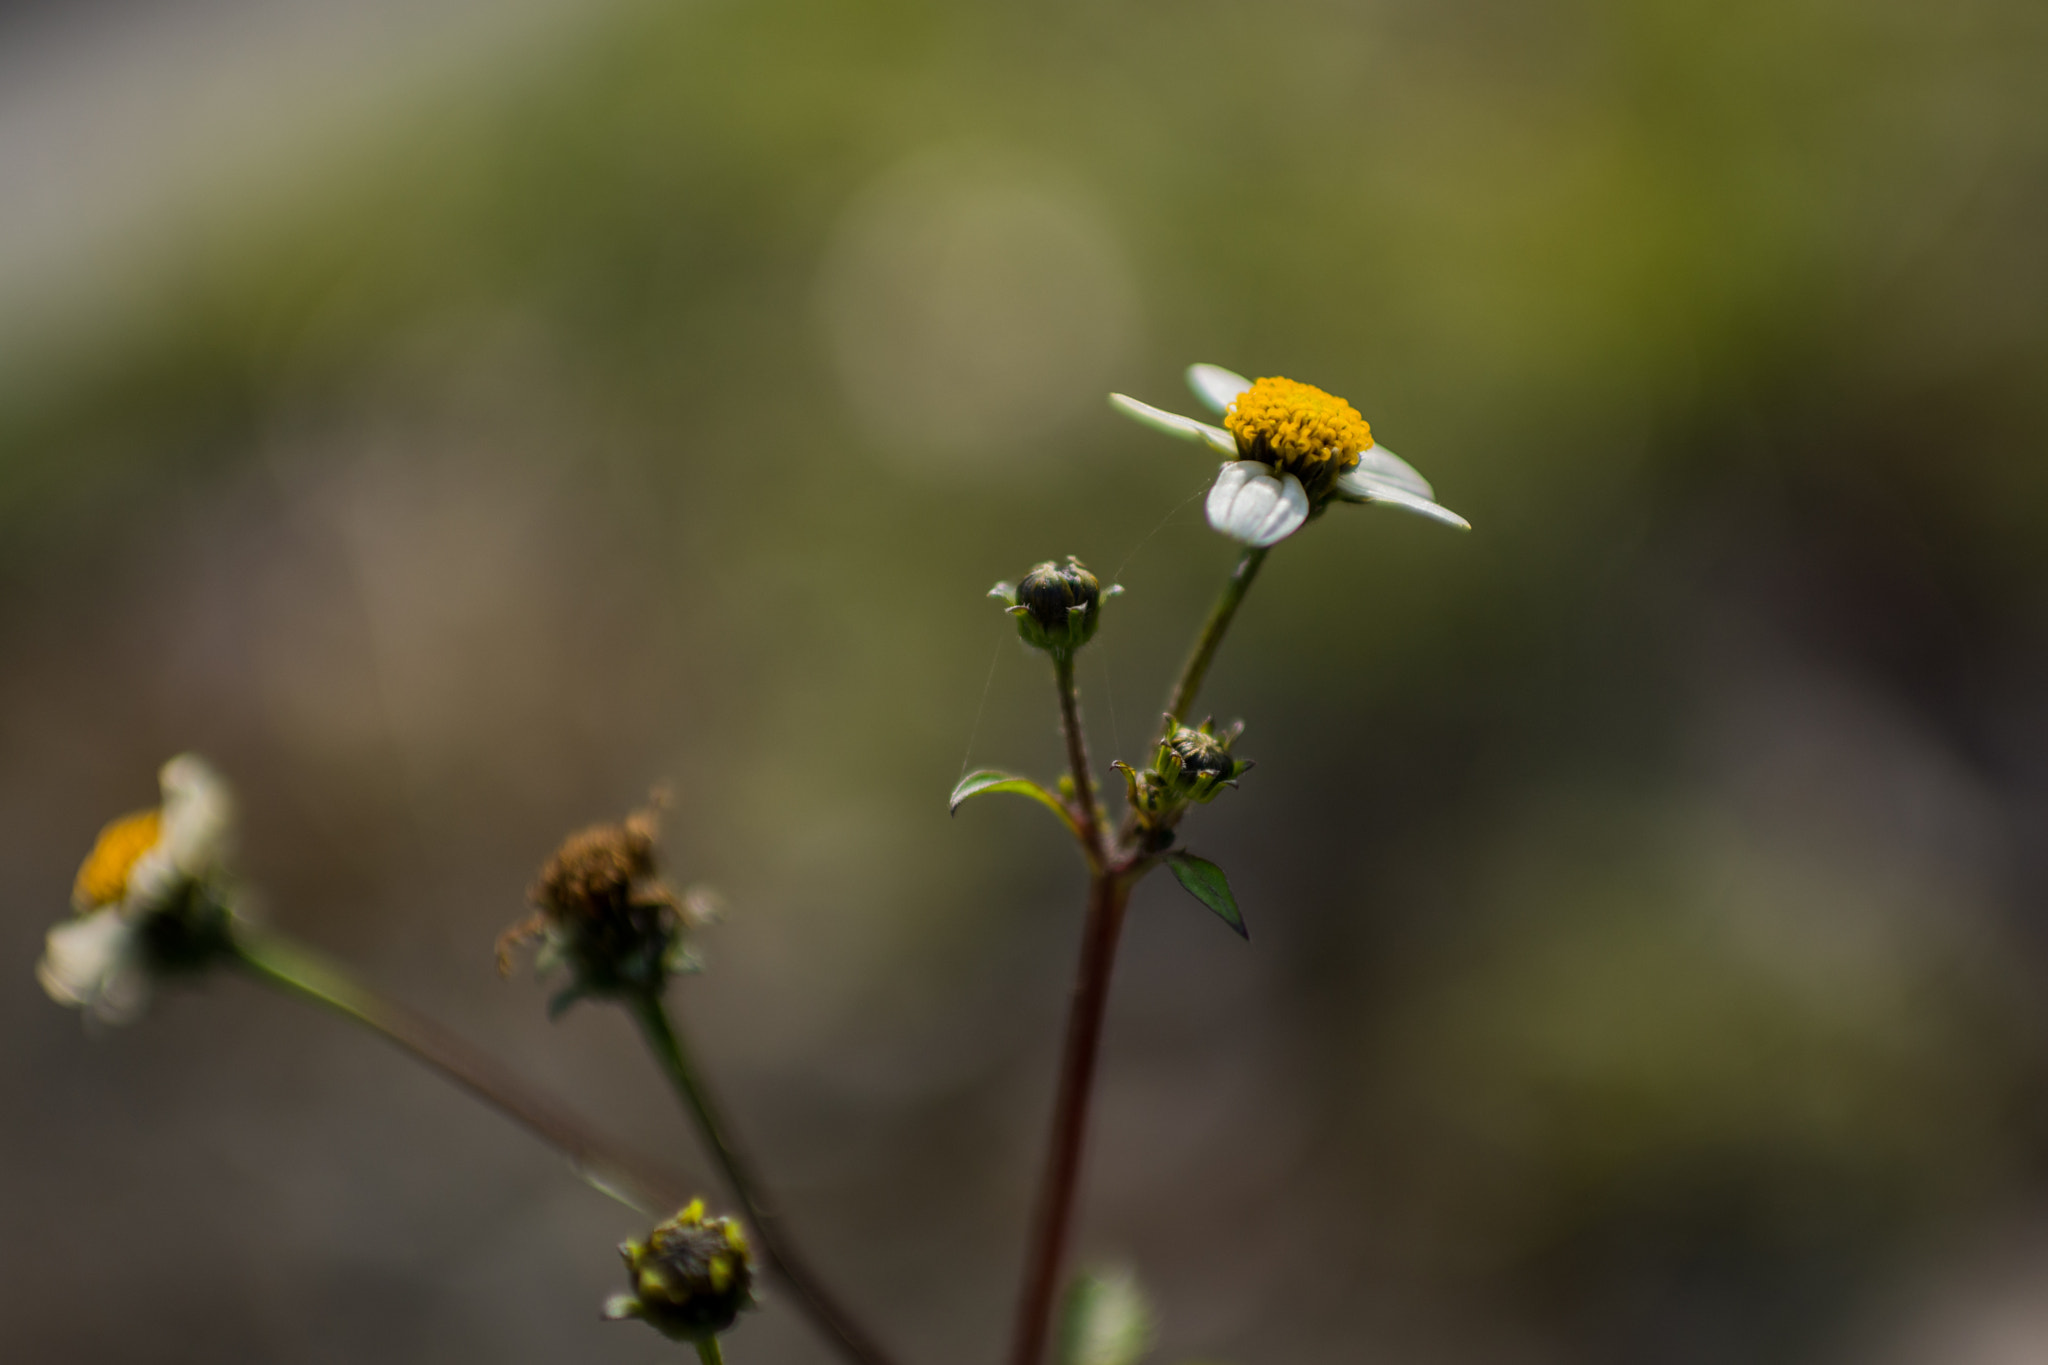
[697,1338,728,1365]
[1007,872,1132,1365]
[628,991,899,1365]
[228,922,685,1212]
[1008,546,1273,1363]
[1053,652,1107,865]
[1161,546,1268,734]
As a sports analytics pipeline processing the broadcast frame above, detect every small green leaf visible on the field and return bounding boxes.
[949,769,1081,838]
[1059,1268,1153,1365]
[1164,852,1247,939]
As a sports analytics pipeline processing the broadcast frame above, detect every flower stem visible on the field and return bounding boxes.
[1162,546,1269,732]
[627,991,898,1365]
[1007,871,1133,1365]
[1008,547,1272,1364]
[226,922,684,1212]
[1053,651,1106,865]
[696,1338,728,1365]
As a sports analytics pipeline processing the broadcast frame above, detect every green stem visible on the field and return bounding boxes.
[227,923,684,1212]
[696,1337,727,1365]
[628,992,898,1365]
[1161,546,1268,733]
[1006,872,1133,1365]
[1053,651,1106,865]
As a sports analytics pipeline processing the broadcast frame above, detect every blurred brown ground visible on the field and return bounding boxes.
[6,1,2048,1363]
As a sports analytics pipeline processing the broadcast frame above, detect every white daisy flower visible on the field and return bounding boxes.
[38,754,235,1025]
[1109,364,1469,546]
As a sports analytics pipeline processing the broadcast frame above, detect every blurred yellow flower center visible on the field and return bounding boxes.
[1223,376,1372,493]
[74,809,162,910]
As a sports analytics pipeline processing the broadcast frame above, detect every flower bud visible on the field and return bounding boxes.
[1115,717,1253,830]
[1160,721,1246,803]
[498,804,713,1013]
[989,557,1117,656]
[603,1200,757,1342]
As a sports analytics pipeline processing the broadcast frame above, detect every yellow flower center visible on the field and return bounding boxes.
[1222,376,1372,497]
[73,809,162,910]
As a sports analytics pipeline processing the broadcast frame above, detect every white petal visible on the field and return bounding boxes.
[121,843,183,914]
[1349,481,1472,530]
[1108,394,1238,457]
[157,753,234,880]
[1205,462,1311,547]
[1334,444,1469,530]
[1185,363,1252,415]
[38,909,140,1014]
[1336,443,1435,501]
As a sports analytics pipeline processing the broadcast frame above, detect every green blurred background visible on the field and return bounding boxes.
[6,0,2048,1361]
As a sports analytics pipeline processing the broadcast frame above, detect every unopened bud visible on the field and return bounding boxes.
[989,557,1117,656]
[603,1200,757,1342]
[1161,722,1244,801]
[1115,717,1253,830]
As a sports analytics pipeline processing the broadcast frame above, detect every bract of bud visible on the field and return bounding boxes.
[989,556,1118,657]
[603,1199,757,1342]
[1115,717,1253,830]
[499,805,711,1013]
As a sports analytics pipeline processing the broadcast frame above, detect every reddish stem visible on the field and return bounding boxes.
[1007,871,1132,1365]
[1053,652,1107,866]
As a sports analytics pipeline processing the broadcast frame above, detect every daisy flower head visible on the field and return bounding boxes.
[1109,364,1469,547]
[39,754,237,1025]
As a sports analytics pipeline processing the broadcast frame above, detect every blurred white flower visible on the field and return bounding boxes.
[38,755,234,1025]
[1110,363,1469,546]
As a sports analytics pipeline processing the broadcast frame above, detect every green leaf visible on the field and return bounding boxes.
[1059,1268,1154,1365]
[948,769,1080,838]
[1164,852,1247,939]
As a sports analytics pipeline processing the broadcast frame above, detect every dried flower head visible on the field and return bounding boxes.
[499,802,714,1013]
[39,754,237,1025]
[603,1199,757,1342]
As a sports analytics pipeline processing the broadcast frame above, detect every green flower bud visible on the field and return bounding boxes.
[1160,720,1247,803]
[603,1200,758,1342]
[1115,716,1253,830]
[989,557,1118,656]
